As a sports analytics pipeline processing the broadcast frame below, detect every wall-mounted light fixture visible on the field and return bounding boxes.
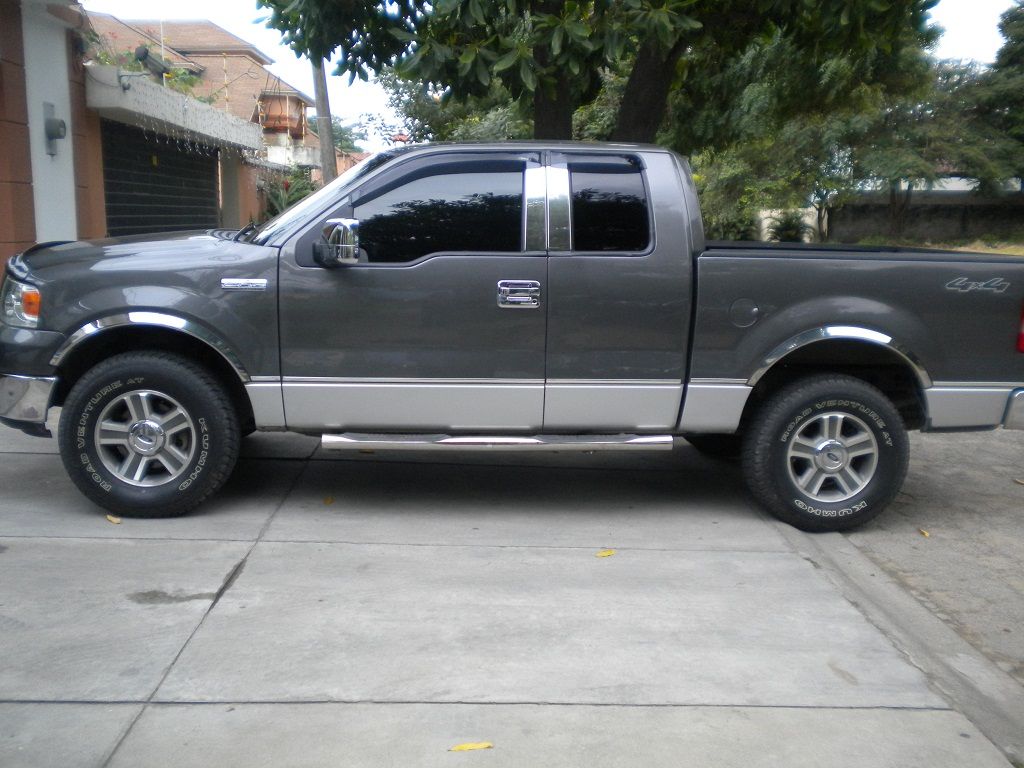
[43,102,67,156]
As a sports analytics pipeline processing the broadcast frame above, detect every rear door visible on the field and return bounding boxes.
[543,150,693,430]
[278,150,548,432]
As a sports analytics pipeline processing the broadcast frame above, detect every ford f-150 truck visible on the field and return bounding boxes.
[2,142,1023,531]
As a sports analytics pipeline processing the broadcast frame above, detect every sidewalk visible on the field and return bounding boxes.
[0,425,1016,767]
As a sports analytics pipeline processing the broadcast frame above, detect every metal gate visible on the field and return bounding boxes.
[101,120,219,237]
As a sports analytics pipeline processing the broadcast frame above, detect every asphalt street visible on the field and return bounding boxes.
[0,419,1021,768]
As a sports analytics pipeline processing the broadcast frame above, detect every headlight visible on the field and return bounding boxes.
[1,277,41,328]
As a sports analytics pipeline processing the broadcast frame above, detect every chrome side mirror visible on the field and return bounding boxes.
[315,218,360,267]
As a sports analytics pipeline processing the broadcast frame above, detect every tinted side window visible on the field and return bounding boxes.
[353,170,523,263]
[569,158,650,252]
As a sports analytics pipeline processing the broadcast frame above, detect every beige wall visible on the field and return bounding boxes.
[68,28,105,240]
[220,155,268,228]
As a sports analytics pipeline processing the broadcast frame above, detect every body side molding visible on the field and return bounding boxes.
[677,379,752,433]
[924,385,1024,430]
[50,311,252,383]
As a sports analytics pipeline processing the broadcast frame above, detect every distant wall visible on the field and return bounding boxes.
[830,192,1024,243]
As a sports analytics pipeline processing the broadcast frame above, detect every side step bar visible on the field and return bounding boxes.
[320,433,674,452]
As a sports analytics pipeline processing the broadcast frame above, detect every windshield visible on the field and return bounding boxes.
[249,151,398,246]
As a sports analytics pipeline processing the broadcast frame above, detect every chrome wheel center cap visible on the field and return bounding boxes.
[814,440,848,473]
[128,420,165,456]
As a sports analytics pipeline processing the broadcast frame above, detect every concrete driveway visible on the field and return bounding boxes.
[0,422,1019,768]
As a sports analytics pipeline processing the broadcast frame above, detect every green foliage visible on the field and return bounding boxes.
[90,47,144,71]
[682,36,1022,241]
[87,40,209,102]
[372,69,531,142]
[974,2,1024,180]
[766,211,812,243]
[309,116,367,153]
[258,0,939,141]
[853,60,1022,234]
[691,151,764,240]
[165,68,201,97]
[662,22,936,155]
[263,168,315,220]
[704,213,759,242]
[572,69,626,141]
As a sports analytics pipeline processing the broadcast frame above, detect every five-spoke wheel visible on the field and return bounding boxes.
[94,389,197,487]
[785,411,878,502]
[742,374,909,532]
[58,351,240,517]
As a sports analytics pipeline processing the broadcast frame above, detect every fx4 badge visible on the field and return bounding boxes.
[945,277,1010,294]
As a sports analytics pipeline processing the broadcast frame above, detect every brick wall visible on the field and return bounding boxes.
[0,0,37,257]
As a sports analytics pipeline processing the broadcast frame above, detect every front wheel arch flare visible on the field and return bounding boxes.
[51,325,255,433]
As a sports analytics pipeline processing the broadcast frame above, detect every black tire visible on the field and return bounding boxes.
[58,352,240,517]
[741,374,909,532]
[685,433,742,460]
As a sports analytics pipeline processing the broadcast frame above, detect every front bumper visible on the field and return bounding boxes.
[0,373,57,425]
[1005,389,1024,430]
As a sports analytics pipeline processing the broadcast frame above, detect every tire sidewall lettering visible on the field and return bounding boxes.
[178,427,211,491]
[71,377,212,497]
[793,498,868,518]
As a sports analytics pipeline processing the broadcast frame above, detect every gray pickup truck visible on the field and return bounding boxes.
[2,142,1023,531]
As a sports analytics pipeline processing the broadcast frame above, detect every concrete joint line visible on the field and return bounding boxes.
[254,538,791,554]
[210,557,247,609]
[97,463,309,768]
[775,522,1024,763]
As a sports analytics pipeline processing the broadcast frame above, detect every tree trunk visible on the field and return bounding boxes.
[888,180,913,238]
[529,0,575,140]
[311,60,337,183]
[610,40,686,143]
[816,204,828,242]
[532,75,575,139]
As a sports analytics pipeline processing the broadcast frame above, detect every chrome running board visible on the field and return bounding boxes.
[320,433,674,452]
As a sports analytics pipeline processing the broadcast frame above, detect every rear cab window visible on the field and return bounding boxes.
[564,154,651,253]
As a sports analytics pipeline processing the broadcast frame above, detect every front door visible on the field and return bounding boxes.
[278,151,547,432]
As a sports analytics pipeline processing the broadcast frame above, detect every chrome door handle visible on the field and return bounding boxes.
[497,280,541,309]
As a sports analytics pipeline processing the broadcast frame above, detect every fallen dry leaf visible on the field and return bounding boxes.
[918,528,930,538]
[105,514,121,525]
[449,742,493,752]
[324,496,335,505]
[595,549,616,558]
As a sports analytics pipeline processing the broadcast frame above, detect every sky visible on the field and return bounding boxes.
[80,0,1016,152]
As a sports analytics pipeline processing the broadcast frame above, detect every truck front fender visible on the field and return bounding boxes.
[50,311,251,382]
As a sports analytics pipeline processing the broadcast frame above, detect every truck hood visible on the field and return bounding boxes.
[10,230,241,279]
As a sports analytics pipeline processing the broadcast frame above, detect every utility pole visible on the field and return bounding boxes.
[311,60,337,183]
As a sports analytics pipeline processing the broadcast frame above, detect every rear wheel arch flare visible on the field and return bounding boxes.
[742,327,931,432]
[748,326,932,390]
